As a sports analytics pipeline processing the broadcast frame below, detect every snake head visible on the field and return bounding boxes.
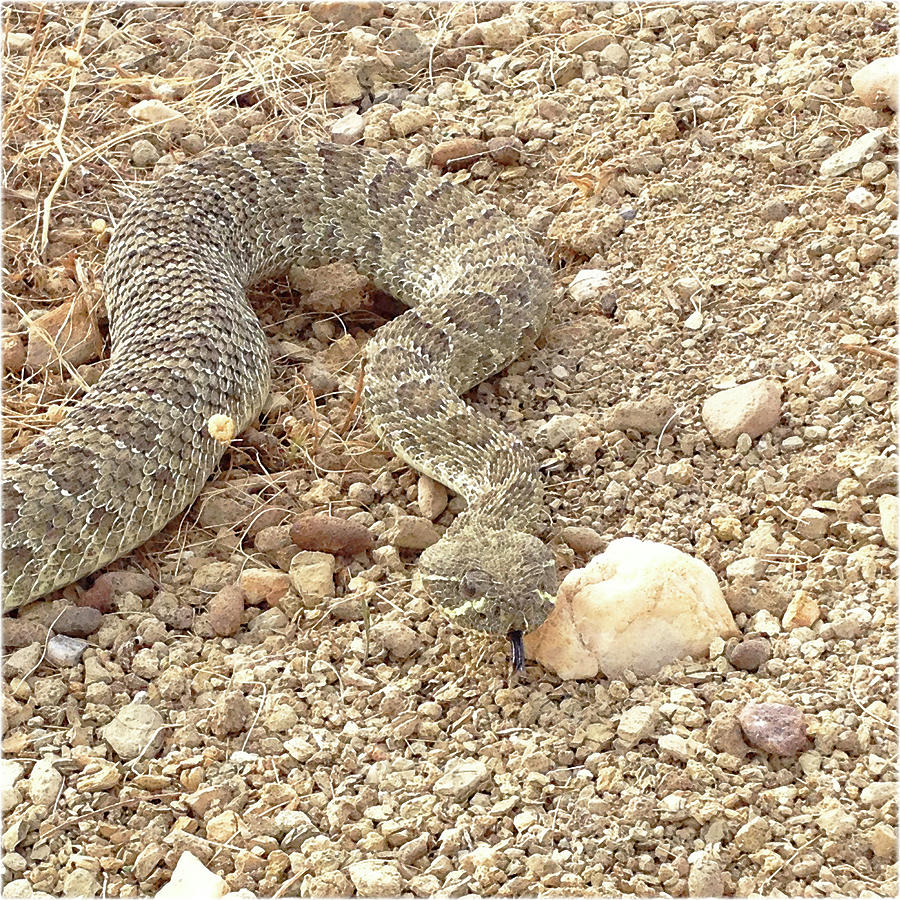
[419,528,557,637]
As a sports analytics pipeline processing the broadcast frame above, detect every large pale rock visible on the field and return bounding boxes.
[383,515,439,550]
[525,538,737,680]
[417,475,448,520]
[701,378,782,448]
[851,56,899,111]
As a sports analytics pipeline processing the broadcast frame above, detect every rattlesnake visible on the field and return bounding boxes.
[2,143,558,662]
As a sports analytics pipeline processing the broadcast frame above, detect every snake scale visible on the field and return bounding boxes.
[2,143,558,660]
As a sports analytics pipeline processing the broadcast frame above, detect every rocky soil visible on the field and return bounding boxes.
[2,2,897,898]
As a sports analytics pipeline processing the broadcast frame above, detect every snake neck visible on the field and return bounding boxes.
[447,459,545,537]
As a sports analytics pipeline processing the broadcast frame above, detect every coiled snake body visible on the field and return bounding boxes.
[3,144,557,655]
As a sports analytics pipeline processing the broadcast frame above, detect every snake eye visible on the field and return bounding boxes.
[460,571,482,598]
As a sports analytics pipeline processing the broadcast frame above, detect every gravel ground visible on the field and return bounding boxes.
[2,2,897,898]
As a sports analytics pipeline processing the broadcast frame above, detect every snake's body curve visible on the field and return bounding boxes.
[3,144,557,638]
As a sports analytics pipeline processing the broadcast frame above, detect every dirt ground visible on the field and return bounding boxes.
[1,2,897,898]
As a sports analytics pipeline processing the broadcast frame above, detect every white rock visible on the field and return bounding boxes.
[601,43,629,70]
[684,309,703,330]
[524,538,738,680]
[347,860,403,897]
[568,269,611,303]
[6,33,32,53]
[861,781,896,807]
[27,757,62,806]
[846,186,878,212]
[878,494,897,549]
[818,805,856,838]
[288,551,335,604]
[157,851,229,899]
[701,378,782,448]
[851,56,898,111]
[433,758,490,802]
[127,98,180,124]
[46,634,89,667]
[820,128,888,177]
[62,870,99,898]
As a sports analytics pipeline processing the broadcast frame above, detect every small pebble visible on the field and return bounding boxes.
[431,138,488,171]
[45,635,89,668]
[383,515,440,550]
[487,136,523,166]
[289,551,336,603]
[208,690,251,738]
[738,701,808,756]
[290,514,374,555]
[157,850,228,899]
[846,186,878,211]
[53,606,101,637]
[347,860,403,898]
[131,139,161,168]
[208,584,245,637]
[559,525,604,555]
[727,637,771,671]
[617,704,659,748]
[782,590,820,629]
[101,702,166,761]
[433,759,490,802]
[371,620,422,659]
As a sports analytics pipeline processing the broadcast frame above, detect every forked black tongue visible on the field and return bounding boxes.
[508,630,525,672]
